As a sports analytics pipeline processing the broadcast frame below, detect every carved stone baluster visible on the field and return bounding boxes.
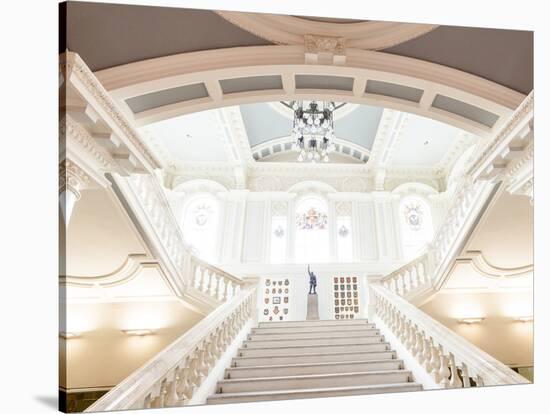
[165,369,181,407]
[397,314,406,342]
[197,345,208,384]
[414,330,425,364]
[143,394,152,409]
[176,363,193,404]
[422,335,433,372]
[214,274,222,300]
[448,353,462,388]
[404,321,415,350]
[475,374,485,387]
[400,273,408,295]
[411,267,418,289]
[461,363,471,388]
[158,380,168,408]
[430,341,442,383]
[438,349,451,388]
[222,280,230,301]
[199,267,206,292]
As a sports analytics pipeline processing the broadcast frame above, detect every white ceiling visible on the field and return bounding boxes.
[139,102,474,172]
[388,114,464,167]
[141,110,229,163]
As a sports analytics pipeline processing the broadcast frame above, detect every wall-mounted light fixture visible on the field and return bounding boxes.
[122,329,155,336]
[514,316,533,322]
[457,318,484,325]
[59,332,82,339]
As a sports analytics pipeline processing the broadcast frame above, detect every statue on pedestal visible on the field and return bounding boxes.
[307,264,317,294]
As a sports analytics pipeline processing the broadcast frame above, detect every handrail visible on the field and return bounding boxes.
[371,284,529,387]
[86,286,256,412]
[380,177,495,300]
[191,256,243,285]
[187,256,245,302]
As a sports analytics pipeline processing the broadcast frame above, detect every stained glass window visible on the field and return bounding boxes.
[295,197,329,263]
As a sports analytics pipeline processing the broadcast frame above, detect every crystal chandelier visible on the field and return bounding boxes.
[288,101,337,163]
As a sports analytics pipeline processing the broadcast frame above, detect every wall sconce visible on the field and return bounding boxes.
[457,318,484,325]
[514,316,533,322]
[59,332,82,339]
[122,329,155,336]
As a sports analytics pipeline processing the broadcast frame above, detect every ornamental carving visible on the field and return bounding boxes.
[61,52,160,170]
[341,176,368,192]
[304,34,346,55]
[250,175,282,192]
[296,207,328,230]
[336,201,352,216]
[272,201,288,216]
[59,159,91,198]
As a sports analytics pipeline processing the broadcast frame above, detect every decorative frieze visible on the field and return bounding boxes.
[304,34,346,64]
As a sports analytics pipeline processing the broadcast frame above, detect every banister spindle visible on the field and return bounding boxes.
[461,362,471,388]
[449,353,462,388]
[214,274,221,300]
[438,350,451,388]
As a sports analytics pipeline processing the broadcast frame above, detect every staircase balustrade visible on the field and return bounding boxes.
[85,286,257,412]
[189,256,244,302]
[370,284,529,388]
[381,178,495,300]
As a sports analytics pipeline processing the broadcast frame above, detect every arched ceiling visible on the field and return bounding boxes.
[60,2,533,94]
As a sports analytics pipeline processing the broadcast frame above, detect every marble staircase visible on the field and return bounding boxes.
[207,319,422,404]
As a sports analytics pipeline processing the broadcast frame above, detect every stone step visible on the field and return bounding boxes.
[249,328,381,341]
[238,342,390,357]
[232,350,397,367]
[207,382,422,404]
[258,319,369,328]
[243,335,385,348]
[225,359,404,379]
[253,323,376,334]
[216,370,412,393]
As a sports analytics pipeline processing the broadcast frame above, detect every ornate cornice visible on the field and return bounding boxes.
[59,159,93,199]
[61,114,113,169]
[214,11,437,50]
[61,52,161,170]
[468,91,534,178]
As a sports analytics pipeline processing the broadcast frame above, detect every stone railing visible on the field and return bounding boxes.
[371,284,529,388]
[188,256,245,302]
[85,286,256,412]
[112,173,245,302]
[381,252,431,297]
[381,177,495,301]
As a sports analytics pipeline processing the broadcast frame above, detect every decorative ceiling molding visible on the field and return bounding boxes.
[435,131,476,174]
[454,250,533,279]
[214,11,438,50]
[61,52,161,173]
[94,46,524,136]
[391,181,439,196]
[468,91,534,181]
[59,158,92,199]
[60,254,160,288]
[504,142,533,202]
[250,135,370,164]
[172,178,229,194]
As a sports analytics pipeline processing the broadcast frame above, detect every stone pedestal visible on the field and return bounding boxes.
[306,294,319,320]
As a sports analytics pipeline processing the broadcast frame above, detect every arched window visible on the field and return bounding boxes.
[399,195,434,260]
[295,196,330,263]
[182,195,219,261]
